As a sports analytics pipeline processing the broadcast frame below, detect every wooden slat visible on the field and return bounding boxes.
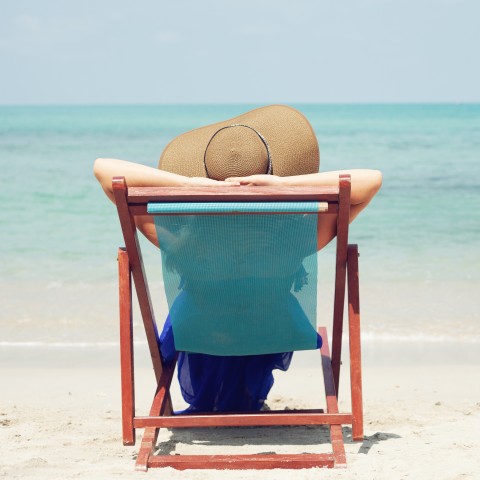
[112,177,163,383]
[148,453,335,470]
[135,357,178,471]
[149,358,177,417]
[126,185,340,204]
[330,425,346,468]
[319,327,339,414]
[331,174,351,397]
[319,327,347,467]
[347,244,364,441]
[118,248,135,446]
[135,426,159,472]
[133,412,353,429]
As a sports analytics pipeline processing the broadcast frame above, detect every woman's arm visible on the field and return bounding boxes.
[226,170,382,206]
[93,158,227,246]
[226,170,383,249]
[93,157,224,203]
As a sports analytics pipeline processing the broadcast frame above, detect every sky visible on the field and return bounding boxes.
[0,0,479,104]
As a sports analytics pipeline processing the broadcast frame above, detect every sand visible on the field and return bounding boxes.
[1,344,479,479]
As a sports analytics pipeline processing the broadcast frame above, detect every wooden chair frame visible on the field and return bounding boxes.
[112,175,363,471]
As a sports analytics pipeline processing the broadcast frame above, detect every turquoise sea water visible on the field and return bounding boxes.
[1,104,479,345]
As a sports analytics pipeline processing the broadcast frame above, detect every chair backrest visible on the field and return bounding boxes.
[113,179,351,370]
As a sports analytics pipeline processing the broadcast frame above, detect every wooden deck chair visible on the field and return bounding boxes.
[112,174,363,471]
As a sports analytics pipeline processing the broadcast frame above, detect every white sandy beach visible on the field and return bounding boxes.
[1,344,479,480]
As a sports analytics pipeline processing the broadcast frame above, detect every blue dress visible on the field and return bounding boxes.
[158,305,322,412]
[159,315,294,412]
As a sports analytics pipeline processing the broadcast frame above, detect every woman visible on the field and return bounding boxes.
[94,105,382,412]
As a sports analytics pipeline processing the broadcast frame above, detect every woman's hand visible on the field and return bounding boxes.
[225,174,283,186]
[188,177,238,186]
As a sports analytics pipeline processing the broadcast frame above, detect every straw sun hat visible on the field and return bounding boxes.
[159,105,319,180]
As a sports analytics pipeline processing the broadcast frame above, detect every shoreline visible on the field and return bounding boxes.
[2,338,480,369]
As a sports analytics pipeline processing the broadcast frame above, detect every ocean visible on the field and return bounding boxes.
[1,104,479,353]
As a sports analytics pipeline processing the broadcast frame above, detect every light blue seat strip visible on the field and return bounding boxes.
[148,201,321,214]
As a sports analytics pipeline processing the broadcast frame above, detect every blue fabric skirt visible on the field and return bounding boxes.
[159,315,292,412]
[158,315,322,413]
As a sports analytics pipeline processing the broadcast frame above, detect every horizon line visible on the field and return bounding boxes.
[1,101,479,108]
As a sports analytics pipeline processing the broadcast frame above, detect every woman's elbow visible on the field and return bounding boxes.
[93,157,111,188]
[371,170,383,195]
[93,157,115,202]
[358,170,382,205]
[93,157,106,181]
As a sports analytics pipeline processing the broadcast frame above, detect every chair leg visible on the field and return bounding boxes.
[118,248,135,446]
[135,359,177,471]
[135,427,159,471]
[347,245,364,441]
[319,327,347,468]
[163,392,174,416]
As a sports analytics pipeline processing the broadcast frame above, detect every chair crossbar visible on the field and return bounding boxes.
[133,412,353,428]
[126,185,340,203]
[147,453,336,470]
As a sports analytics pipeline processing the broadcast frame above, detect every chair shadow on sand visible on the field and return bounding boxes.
[146,425,402,457]
[357,430,402,454]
